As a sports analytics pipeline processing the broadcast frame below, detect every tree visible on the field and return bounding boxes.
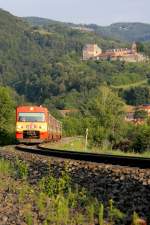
[85,86,126,146]
[0,86,16,145]
[130,125,150,152]
[123,87,150,105]
[134,110,148,120]
[136,42,144,52]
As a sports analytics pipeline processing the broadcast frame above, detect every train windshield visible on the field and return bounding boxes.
[18,112,45,122]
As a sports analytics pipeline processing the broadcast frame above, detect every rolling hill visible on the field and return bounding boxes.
[0,9,150,109]
[24,17,150,42]
[87,22,150,42]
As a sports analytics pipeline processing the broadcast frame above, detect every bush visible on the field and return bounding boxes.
[0,129,16,145]
[127,125,150,153]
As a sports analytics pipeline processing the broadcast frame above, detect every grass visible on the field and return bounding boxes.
[15,158,29,179]
[0,158,13,176]
[44,137,86,151]
[0,157,147,224]
[43,136,150,158]
[36,173,126,224]
[99,203,104,225]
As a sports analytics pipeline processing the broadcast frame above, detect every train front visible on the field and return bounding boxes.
[16,106,48,143]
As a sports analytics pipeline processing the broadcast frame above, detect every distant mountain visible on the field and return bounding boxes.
[87,22,150,42]
[23,17,150,42]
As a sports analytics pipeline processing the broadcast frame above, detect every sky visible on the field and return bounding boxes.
[0,0,150,26]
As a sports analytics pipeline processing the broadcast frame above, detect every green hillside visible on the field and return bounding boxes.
[23,16,74,29]
[24,17,150,42]
[0,9,150,150]
[0,9,150,109]
[23,16,60,26]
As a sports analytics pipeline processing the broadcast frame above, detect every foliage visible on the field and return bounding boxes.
[38,173,126,224]
[99,203,104,225]
[109,199,125,223]
[111,72,145,86]
[131,212,146,225]
[61,114,84,136]
[126,124,150,152]
[26,18,150,42]
[134,110,148,119]
[0,86,16,145]
[39,171,71,197]
[83,86,126,146]
[1,158,147,224]
[15,159,29,179]
[1,10,150,151]
[123,86,150,105]
[0,87,15,130]
[1,9,150,109]
[0,158,13,176]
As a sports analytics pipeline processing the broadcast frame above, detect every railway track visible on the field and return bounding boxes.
[15,145,150,169]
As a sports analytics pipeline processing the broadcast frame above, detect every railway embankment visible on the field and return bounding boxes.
[0,145,150,224]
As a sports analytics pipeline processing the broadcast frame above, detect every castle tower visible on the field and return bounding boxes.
[131,42,137,53]
[83,44,102,60]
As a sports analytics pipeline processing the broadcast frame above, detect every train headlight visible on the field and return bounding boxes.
[17,125,23,129]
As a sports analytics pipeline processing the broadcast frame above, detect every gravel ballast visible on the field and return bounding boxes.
[0,146,150,224]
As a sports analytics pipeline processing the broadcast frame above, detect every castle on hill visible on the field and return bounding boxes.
[82,43,148,62]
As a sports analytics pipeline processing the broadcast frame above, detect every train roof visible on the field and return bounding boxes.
[16,106,62,125]
[16,105,48,113]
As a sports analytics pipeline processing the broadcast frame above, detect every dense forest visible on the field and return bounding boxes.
[0,9,150,150]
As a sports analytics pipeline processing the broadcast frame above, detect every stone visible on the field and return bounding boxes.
[2,215,8,223]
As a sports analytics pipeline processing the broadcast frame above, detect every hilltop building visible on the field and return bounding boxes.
[83,44,102,60]
[82,42,148,62]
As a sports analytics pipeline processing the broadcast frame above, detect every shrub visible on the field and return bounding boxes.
[15,159,29,179]
[130,125,150,152]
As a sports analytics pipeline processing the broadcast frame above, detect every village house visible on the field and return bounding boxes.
[138,104,150,116]
[125,104,150,124]
[82,42,148,62]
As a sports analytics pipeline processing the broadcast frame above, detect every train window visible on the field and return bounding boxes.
[18,112,45,122]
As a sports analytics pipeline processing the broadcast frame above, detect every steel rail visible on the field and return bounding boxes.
[15,145,150,169]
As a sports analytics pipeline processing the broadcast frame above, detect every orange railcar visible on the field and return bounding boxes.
[16,106,62,143]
